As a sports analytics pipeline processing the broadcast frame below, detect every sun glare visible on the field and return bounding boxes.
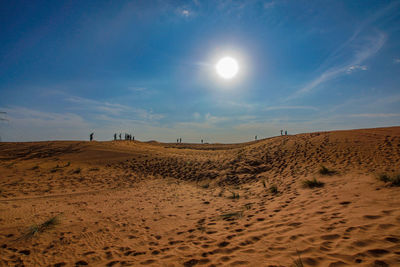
[216,57,239,79]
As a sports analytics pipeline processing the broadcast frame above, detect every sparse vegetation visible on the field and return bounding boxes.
[269,184,278,194]
[21,216,60,239]
[200,183,209,189]
[302,178,324,188]
[220,211,243,219]
[292,250,304,267]
[89,167,99,172]
[31,165,39,170]
[262,180,266,188]
[228,192,240,199]
[71,167,81,174]
[318,165,336,175]
[378,173,400,186]
[244,203,252,210]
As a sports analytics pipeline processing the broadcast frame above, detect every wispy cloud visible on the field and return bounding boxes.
[394,58,400,64]
[263,1,275,9]
[348,113,400,118]
[264,105,318,111]
[346,65,368,73]
[65,95,164,121]
[329,93,400,114]
[178,113,230,129]
[176,7,193,18]
[0,106,89,141]
[286,2,399,100]
[288,32,386,100]
[128,86,147,92]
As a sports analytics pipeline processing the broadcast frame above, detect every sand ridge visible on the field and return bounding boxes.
[0,127,399,266]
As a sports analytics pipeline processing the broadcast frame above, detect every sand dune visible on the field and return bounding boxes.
[0,126,400,266]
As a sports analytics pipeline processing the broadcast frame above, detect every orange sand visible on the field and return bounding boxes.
[0,126,399,266]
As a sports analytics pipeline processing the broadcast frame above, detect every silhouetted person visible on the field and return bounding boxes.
[280,130,283,136]
[180,138,182,143]
[201,139,203,144]
[285,130,287,135]
[132,136,135,141]
[255,135,257,140]
[119,133,122,140]
[177,138,179,143]
[114,133,117,141]
[90,133,94,141]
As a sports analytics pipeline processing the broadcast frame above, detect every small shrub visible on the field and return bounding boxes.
[319,165,336,175]
[292,250,304,267]
[201,183,209,189]
[269,185,278,194]
[378,174,391,183]
[302,178,324,188]
[220,211,243,219]
[22,216,60,239]
[378,173,400,187]
[228,192,240,199]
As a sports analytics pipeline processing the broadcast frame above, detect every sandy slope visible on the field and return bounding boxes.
[0,126,399,266]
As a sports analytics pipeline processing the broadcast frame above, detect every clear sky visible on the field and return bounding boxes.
[1,0,400,142]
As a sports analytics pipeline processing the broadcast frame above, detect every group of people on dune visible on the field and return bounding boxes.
[89,130,288,143]
[114,133,134,141]
[89,133,135,141]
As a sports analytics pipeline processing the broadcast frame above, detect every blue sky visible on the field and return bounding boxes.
[1,0,400,142]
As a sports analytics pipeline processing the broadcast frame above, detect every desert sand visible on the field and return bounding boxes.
[0,126,399,267]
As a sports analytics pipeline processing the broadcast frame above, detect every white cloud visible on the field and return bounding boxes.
[286,2,400,100]
[193,112,201,119]
[288,32,385,100]
[65,95,164,121]
[181,9,190,16]
[394,58,400,64]
[264,105,318,111]
[177,113,230,129]
[263,1,275,9]
[346,65,368,73]
[348,113,400,118]
[128,86,147,92]
[176,7,192,17]
[0,106,89,141]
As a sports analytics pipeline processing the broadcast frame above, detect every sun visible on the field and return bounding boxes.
[216,57,239,79]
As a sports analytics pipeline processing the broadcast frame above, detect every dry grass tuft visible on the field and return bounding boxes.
[228,192,240,199]
[302,178,324,188]
[21,216,60,239]
[269,184,278,194]
[378,173,400,187]
[318,165,336,175]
